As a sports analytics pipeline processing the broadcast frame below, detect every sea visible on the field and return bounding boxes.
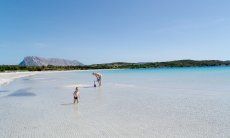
[0,67,230,137]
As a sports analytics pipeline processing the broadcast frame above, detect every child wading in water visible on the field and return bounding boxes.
[73,87,80,104]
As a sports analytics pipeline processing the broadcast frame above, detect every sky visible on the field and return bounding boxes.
[0,0,230,65]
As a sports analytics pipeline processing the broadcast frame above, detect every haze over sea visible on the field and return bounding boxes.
[0,67,230,137]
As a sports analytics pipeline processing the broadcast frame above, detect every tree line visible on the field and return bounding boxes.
[1,60,230,72]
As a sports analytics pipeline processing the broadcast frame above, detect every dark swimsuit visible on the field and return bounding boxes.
[74,91,78,99]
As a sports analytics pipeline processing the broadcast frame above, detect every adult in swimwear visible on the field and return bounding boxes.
[92,72,102,87]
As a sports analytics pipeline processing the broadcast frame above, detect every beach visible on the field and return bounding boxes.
[0,67,230,138]
[0,72,38,86]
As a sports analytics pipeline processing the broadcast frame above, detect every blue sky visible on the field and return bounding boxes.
[0,0,230,65]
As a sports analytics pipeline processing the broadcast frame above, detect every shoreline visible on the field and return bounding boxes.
[0,72,38,86]
[1,66,230,86]
[0,68,125,73]
[0,69,124,86]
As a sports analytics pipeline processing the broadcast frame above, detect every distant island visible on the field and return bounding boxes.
[0,56,230,72]
[19,56,84,66]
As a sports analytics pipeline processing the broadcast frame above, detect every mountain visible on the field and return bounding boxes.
[19,56,84,66]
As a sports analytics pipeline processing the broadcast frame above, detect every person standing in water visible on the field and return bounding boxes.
[73,87,80,104]
[92,72,102,87]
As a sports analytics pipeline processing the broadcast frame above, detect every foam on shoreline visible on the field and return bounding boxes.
[0,69,122,86]
[0,72,38,86]
[0,70,82,86]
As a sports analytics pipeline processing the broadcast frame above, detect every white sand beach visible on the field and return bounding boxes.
[0,68,230,138]
[0,72,38,86]
[0,70,93,86]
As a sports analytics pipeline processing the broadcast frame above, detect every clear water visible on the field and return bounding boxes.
[0,67,230,137]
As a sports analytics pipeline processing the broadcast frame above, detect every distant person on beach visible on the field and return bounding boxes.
[92,72,102,87]
[73,87,80,104]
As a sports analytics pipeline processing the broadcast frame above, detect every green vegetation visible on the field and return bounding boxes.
[1,60,230,72]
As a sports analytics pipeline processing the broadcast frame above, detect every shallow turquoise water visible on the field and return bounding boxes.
[0,67,230,137]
